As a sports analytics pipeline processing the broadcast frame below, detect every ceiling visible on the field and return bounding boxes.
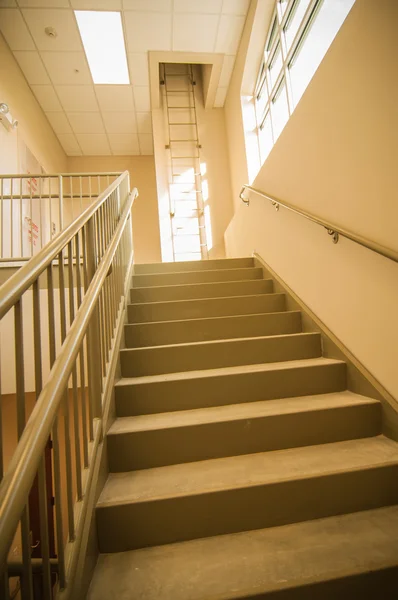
[0,0,250,157]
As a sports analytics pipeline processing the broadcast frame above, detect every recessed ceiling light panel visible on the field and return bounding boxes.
[75,11,130,85]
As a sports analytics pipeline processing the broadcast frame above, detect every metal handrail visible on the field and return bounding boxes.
[0,172,126,320]
[240,184,398,264]
[0,188,137,572]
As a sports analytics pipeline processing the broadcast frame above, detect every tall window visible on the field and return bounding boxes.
[255,0,355,164]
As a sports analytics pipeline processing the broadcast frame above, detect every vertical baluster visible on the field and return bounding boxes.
[39,177,43,250]
[49,179,53,242]
[99,206,110,362]
[69,177,74,224]
[14,300,34,599]
[105,199,116,332]
[86,218,103,421]
[81,226,94,441]
[29,178,33,258]
[19,178,24,258]
[96,212,106,376]
[75,233,88,467]
[10,178,14,259]
[68,240,82,500]
[32,280,52,600]
[58,249,75,542]
[0,324,10,599]
[58,175,63,233]
[47,264,66,588]
[79,176,83,216]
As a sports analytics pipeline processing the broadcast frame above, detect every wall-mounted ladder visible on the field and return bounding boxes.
[161,63,208,261]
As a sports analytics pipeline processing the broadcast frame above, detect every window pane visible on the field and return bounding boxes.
[271,80,289,141]
[268,43,283,90]
[259,111,273,162]
[289,0,356,106]
[277,0,289,20]
[284,0,311,49]
[266,16,278,52]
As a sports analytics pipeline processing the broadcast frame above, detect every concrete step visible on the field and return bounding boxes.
[124,311,302,347]
[130,278,273,303]
[120,332,322,377]
[134,257,254,274]
[107,392,381,471]
[96,436,398,552]
[88,505,398,600]
[115,357,347,416]
[128,292,285,323]
[132,267,263,288]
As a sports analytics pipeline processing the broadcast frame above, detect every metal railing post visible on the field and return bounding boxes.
[86,217,103,421]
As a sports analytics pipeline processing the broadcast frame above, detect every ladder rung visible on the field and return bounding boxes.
[170,122,196,125]
[167,106,194,109]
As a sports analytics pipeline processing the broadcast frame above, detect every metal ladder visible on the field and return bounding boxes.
[161,63,208,261]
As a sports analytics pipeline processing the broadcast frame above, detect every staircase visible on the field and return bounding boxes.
[87,257,398,599]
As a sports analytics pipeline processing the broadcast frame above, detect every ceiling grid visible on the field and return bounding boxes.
[0,0,250,156]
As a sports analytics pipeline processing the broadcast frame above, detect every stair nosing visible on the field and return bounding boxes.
[108,392,380,435]
[97,436,398,508]
[114,357,345,386]
[128,292,284,307]
[133,266,262,277]
[124,309,301,328]
[130,278,272,292]
[120,331,319,353]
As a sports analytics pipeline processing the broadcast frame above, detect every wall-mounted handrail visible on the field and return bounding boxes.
[240,184,398,264]
[0,172,126,320]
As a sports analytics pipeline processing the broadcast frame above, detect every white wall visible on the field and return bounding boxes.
[224,0,398,401]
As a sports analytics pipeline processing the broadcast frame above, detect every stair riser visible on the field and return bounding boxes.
[115,362,346,416]
[134,258,254,274]
[128,293,285,323]
[124,312,302,348]
[107,403,381,471]
[132,267,263,287]
[130,279,273,303]
[120,333,322,377]
[96,464,398,552]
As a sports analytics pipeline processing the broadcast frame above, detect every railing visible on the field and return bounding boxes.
[0,170,137,599]
[240,184,398,263]
[0,173,121,263]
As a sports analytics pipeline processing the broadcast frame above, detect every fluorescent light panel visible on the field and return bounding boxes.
[75,11,129,85]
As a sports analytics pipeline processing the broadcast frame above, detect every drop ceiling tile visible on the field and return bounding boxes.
[56,85,99,112]
[67,112,105,134]
[31,84,63,111]
[0,0,17,6]
[136,111,152,134]
[71,0,121,8]
[215,14,245,54]
[138,133,153,155]
[124,12,172,52]
[102,111,137,134]
[222,0,250,15]
[57,133,82,155]
[173,14,218,52]
[214,86,228,107]
[173,0,222,14]
[133,86,150,111]
[46,111,72,134]
[22,9,83,52]
[128,53,149,86]
[76,133,111,155]
[123,0,171,10]
[95,86,134,112]
[18,0,69,7]
[41,52,92,85]
[219,54,236,87]
[14,51,50,84]
[108,133,139,155]
[0,8,35,50]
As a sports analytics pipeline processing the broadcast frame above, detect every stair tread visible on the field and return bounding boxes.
[129,291,282,307]
[134,266,260,277]
[125,309,300,327]
[109,391,378,435]
[131,277,273,293]
[88,505,398,600]
[120,331,318,352]
[98,436,398,507]
[114,356,345,387]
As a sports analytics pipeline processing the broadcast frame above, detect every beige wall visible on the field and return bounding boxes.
[224,0,398,401]
[0,33,67,174]
[67,155,162,264]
